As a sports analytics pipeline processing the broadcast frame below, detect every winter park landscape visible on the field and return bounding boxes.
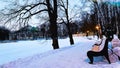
[1,0,120,68]
[0,36,120,68]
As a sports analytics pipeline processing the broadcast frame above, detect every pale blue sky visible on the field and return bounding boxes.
[0,0,88,27]
[0,0,120,10]
[0,0,119,29]
[0,0,82,10]
[0,0,7,10]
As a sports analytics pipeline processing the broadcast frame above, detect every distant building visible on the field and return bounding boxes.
[9,25,41,40]
[0,27,10,41]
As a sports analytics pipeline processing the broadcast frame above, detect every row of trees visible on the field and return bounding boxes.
[1,0,120,49]
[0,21,79,41]
[92,0,120,39]
[80,0,120,39]
[0,0,91,49]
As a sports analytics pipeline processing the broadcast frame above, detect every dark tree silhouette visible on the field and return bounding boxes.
[46,0,59,49]
[0,27,10,40]
[0,0,59,49]
[88,0,119,37]
[41,27,45,38]
[59,0,74,45]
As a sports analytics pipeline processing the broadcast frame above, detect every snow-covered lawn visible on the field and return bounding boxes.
[0,36,120,68]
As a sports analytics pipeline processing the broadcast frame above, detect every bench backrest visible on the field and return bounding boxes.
[101,39,109,53]
[99,38,106,51]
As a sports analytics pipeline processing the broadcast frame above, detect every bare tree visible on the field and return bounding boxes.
[59,0,74,45]
[90,0,117,34]
[0,0,59,49]
[46,0,59,49]
[58,0,92,44]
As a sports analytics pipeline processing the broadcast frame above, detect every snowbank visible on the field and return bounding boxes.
[0,36,120,68]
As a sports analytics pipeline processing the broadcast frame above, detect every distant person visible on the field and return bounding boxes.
[86,32,88,37]
[96,32,99,40]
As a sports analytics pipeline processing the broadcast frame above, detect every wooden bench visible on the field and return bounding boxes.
[87,38,111,64]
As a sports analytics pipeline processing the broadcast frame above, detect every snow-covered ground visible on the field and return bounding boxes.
[0,36,120,68]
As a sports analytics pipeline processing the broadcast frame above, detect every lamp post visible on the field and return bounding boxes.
[96,26,99,31]
[86,30,89,37]
[96,25,100,39]
[96,24,103,39]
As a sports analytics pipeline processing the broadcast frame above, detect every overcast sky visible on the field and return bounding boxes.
[0,0,120,9]
[0,0,119,30]
[0,0,7,10]
[0,0,86,27]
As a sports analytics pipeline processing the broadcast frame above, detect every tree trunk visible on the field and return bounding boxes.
[50,22,59,49]
[52,37,59,49]
[67,23,74,45]
[69,32,74,45]
[65,0,74,45]
[46,0,59,49]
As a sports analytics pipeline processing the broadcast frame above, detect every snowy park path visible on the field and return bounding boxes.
[0,37,120,68]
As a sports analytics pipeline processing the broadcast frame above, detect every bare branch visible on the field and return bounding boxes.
[23,9,48,19]
[0,0,50,30]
